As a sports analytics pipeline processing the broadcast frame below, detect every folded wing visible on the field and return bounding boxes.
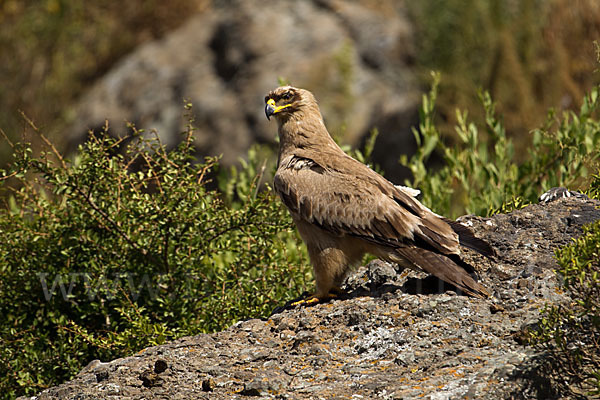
[274,152,459,256]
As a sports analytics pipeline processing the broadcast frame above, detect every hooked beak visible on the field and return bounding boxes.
[264,98,291,121]
[265,99,276,121]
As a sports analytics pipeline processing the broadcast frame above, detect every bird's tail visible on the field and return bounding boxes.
[396,247,490,299]
[442,218,496,258]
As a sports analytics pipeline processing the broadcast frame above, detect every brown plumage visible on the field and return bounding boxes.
[264,86,494,303]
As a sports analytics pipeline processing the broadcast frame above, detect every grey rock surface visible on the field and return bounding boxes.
[67,0,418,182]
[21,196,600,399]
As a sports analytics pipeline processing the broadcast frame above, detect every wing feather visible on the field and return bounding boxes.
[396,247,489,298]
[274,154,458,254]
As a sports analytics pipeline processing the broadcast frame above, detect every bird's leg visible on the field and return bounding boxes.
[290,241,353,307]
[290,266,340,307]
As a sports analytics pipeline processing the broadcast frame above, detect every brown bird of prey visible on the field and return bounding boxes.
[264,86,494,305]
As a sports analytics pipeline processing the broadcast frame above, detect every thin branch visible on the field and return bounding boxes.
[0,171,17,181]
[0,126,14,148]
[253,159,267,200]
[19,110,67,170]
[196,163,213,184]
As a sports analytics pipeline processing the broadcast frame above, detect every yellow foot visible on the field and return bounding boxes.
[291,296,321,307]
[290,289,343,307]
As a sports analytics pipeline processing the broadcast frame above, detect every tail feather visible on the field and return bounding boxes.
[396,246,490,298]
[442,218,496,258]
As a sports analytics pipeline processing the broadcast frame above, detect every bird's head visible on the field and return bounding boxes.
[264,86,317,122]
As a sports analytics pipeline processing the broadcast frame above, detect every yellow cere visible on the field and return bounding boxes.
[268,98,292,114]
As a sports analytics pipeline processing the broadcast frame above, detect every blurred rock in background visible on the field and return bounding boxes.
[65,0,418,182]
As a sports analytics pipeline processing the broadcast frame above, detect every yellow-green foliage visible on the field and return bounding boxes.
[401,72,600,218]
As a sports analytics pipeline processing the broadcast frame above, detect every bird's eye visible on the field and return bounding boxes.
[281,92,292,100]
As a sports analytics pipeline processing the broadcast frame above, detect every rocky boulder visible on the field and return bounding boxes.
[21,195,600,399]
[66,0,419,182]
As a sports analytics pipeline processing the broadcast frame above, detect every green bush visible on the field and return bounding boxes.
[0,115,309,398]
